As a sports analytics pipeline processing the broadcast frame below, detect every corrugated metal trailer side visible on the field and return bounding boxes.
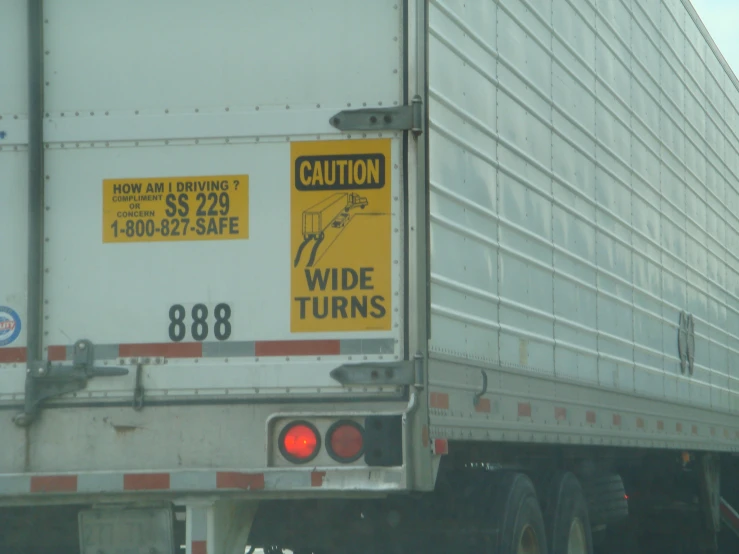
[427,0,739,452]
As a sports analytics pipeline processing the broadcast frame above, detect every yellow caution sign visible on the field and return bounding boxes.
[291,139,392,333]
[102,175,249,243]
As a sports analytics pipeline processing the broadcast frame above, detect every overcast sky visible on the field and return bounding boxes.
[691,0,739,75]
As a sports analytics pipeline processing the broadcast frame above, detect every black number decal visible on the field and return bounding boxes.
[168,304,186,342]
[191,304,209,341]
[219,192,230,215]
[196,193,207,216]
[168,303,232,342]
[171,218,180,237]
[214,303,232,341]
[165,193,177,217]
[207,192,219,216]
[177,193,189,216]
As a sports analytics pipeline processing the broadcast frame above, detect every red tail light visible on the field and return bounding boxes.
[279,422,320,464]
[327,421,364,463]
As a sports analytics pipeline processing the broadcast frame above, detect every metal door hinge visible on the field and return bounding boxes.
[329,95,424,136]
[330,361,415,386]
[330,353,425,388]
[13,339,129,427]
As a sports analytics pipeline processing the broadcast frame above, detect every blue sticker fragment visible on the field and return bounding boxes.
[0,131,6,140]
[0,307,21,347]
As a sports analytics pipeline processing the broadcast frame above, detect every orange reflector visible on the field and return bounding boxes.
[280,422,320,463]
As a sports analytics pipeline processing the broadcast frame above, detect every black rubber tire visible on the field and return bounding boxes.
[544,472,593,554]
[491,472,549,554]
[580,473,628,528]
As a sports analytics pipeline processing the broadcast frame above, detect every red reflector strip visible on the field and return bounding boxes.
[658,421,665,431]
[613,414,622,426]
[45,339,355,362]
[311,471,326,487]
[216,472,265,490]
[518,402,532,417]
[430,392,449,410]
[474,398,491,413]
[47,346,66,361]
[0,347,27,363]
[119,343,202,359]
[692,425,698,435]
[192,541,207,554]
[555,407,566,421]
[637,418,645,429]
[255,340,340,357]
[677,422,683,432]
[433,438,449,455]
[30,475,77,493]
[123,473,170,490]
[586,411,596,424]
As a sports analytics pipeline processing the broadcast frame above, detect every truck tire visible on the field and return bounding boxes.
[491,472,549,554]
[544,472,593,554]
[580,473,628,529]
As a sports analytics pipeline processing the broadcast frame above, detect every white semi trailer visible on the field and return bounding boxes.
[3,0,739,553]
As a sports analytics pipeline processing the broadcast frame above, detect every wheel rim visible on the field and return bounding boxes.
[517,524,541,554]
[567,517,588,554]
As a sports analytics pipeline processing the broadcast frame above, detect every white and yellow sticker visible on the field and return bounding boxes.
[291,139,392,333]
[102,175,249,243]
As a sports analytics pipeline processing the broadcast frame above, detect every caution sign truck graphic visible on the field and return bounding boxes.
[290,139,392,333]
[294,193,368,267]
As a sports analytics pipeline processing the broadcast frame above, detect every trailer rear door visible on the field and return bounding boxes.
[1,0,408,410]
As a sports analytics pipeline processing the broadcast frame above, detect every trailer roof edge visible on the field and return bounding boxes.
[681,0,739,102]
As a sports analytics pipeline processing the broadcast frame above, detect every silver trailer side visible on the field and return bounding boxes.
[427,0,739,452]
